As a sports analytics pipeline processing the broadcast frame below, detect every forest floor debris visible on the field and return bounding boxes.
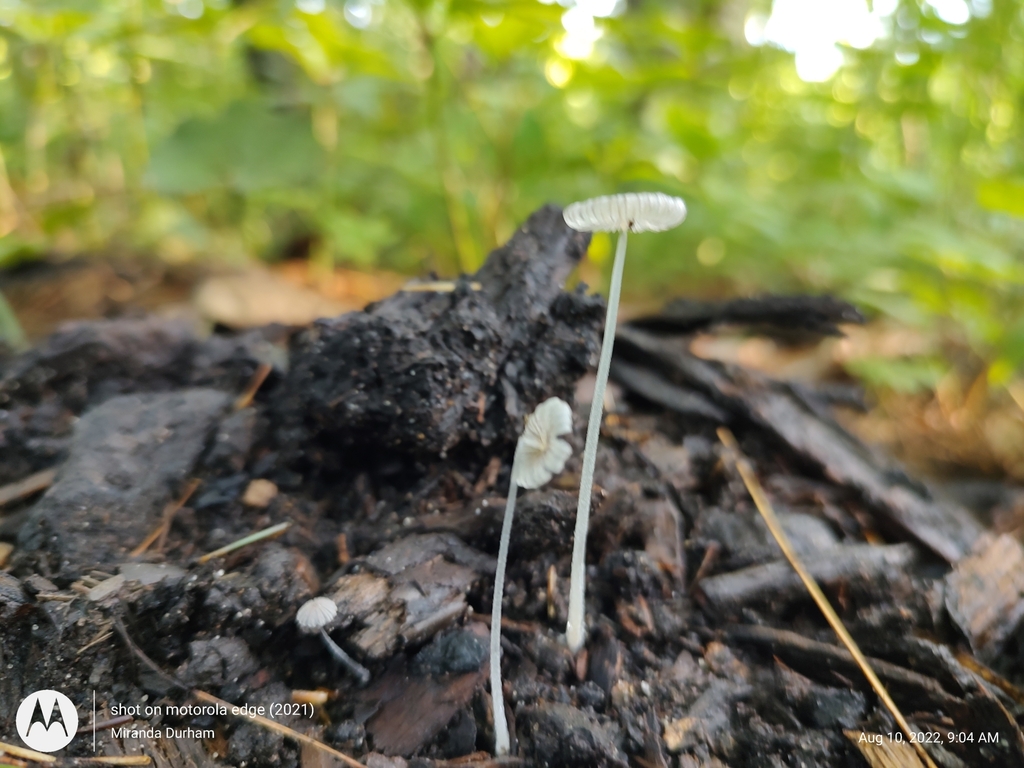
[2,207,1023,767]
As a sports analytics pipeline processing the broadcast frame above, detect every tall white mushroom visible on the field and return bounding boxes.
[562,192,687,654]
[491,397,573,755]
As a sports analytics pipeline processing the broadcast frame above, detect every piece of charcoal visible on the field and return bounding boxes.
[610,358,728,421]
[272,205,602,462]
[518,702,628,768]
[15,389,230,581]
[0,316,198,410]
[698,543,915,615]
[775,661,866,729]
[628,294,865,338]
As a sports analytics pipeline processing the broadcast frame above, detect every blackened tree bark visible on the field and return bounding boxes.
[272,205,603,467]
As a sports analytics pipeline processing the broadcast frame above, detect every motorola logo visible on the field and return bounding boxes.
[16,690,78,752]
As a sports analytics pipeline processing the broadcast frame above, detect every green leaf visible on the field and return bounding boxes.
[977,178,1024,219]
[320,209,398,266]
[145,102,323,194]
[0,289,27,352]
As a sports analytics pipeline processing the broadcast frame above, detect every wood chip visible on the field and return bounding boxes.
[945,532,1024,661]
[361,624,489,756]
[241,479,279,508]
[324,535,493,660]
[661,679,750,753]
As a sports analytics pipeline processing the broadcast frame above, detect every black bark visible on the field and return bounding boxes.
[271,205,602,463]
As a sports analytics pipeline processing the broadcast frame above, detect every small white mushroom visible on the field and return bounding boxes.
[297,596,338,630]
[562,192,687,654]
[563,192,687,234]
[296,596,370,685]
[514,396,574,490]
[491,397,573,756]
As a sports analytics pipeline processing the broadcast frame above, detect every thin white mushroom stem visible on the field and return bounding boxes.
[319,629,371,686]
[489,397,573,757]
[565,229,628,654]
[562,192,685,653]
[490,448,521,756]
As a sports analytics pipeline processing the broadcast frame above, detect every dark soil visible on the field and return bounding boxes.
[1,205,1022,768]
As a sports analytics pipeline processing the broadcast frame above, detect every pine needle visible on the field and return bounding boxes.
[196,521,291,564]
[234,363,273,411]
[717,427,938,768]
[130,479,201,557]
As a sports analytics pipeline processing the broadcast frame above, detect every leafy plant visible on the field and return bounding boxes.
[0,0,1021,386]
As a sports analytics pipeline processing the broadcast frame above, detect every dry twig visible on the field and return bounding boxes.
[400,280,482,292]
[0,741,55,764]
[0,467,58,509]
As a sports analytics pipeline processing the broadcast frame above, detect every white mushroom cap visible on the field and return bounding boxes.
[296,596,338,631]
[563,192,687,234]
[514,397,574,490]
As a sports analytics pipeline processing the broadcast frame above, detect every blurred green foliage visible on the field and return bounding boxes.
[0,0,1022,384]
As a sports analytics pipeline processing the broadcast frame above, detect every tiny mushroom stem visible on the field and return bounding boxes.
[491,397,573,756]
[562,193,687,654]
[490,450,521,757]
[318,628,371,686]
[297,596,371,686]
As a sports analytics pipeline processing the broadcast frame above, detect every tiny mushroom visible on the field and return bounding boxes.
[491,397,573,756]
[562,192,687,654]
[296,596,371,686]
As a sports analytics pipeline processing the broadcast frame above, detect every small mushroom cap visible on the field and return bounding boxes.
[514,397,574,490]
[563,192,687,234]
[296,596,338,631]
